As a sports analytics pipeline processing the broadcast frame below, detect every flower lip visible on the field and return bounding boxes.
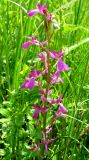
[59,103,68,114]
[57,60,70,72]
[33,109,39,119]
[22,42,31,49]
[21,77,35,90]
[28,9,38,16]
[54,103,68,118]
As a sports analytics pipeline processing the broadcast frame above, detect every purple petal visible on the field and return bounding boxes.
[39,89,52,95]
[41,68,48,75]
[47,13,52,22]
[47,50,64,59]
[38,52,47,62]
[27,36,39,45]
[23,36,47,48]
[39,40,48,46]
[37,3,47,14]
[57,60,70,72]
[59,103,68,114]
[44,143,48,154]
[33,110,39,119]
[54,104,68,118]
[28,9,38,16]
[50,71,63,84]
[46,127,52,134]
[36,3,42,10]
[40,95,47,101]
[54,110,61,118]
[50,76,63,84]
[47,50,57,59]
[21,78,35,90]
[30,144,38,151]
[32,104,49,113]
[41,95,63,105]
[47,95,63,104]
[35,81,42,87]
[22,42,31,49]
[50,51,58,59]
[57,51,64,59]
[29,69,41,78]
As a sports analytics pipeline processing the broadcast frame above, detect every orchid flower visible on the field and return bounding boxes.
[29,69,41,78]
[38,52,47,62]
[21,68,47,90]
[39,88,52,95]
[47,50,70,72]
[22,36,48,49]
[38,52,48,68]
[28,3,47,16]
[48,50,64,59]
[50,71,63,84]
[21,77,35,90]
[57,60,70,72]
[32,104,49,113]
[41,95,63,105]
[55,103,68,118]
[32,104,50,119]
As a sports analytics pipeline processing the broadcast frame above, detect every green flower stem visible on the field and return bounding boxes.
[41,36,51,156]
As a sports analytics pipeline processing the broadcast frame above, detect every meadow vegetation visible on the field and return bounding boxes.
[0,0,89,159]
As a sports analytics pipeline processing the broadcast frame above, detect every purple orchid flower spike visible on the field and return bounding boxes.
[57,60,70,72]
[21,77,35,90]
[50,71,63,85]
[28,3,47,16]
[32,104,49,113]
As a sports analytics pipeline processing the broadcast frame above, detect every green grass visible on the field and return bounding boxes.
[0,0,89,159]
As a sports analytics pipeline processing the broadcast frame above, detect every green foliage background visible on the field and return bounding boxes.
[0,0,89,159]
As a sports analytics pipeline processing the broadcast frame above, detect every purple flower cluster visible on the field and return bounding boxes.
[21,3,70,155]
